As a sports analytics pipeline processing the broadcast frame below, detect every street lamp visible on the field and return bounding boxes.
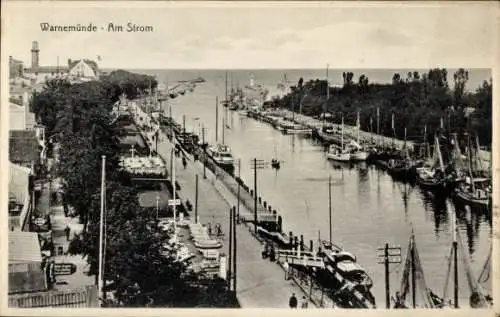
[156,195,160,219]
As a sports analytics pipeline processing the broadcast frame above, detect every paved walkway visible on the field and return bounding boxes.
[36,180,93,291]
[156,133,313,308]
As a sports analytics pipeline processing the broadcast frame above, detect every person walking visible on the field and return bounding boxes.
[301,296,308,308]
[64,225,71,241]
[283,260,290,280]
[182,156,187,169]
[289,293,298,309]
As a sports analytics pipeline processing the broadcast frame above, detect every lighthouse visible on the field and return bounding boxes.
[31,41,40,69]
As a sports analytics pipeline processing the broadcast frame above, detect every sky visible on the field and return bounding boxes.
[2,1,499,69]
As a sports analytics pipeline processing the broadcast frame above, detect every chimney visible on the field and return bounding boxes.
[31,41,40,69]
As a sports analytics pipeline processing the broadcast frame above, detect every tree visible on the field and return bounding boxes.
[453,68,469,108]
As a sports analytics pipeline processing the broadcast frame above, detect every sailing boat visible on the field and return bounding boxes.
[327,116,351,162]
[387,127,417,181]
[440,203,492,308]
[271,144,280,169]
[415,136,452,192]
[350,111,370,161]
[393,228,447,308]
[452,132,492,211]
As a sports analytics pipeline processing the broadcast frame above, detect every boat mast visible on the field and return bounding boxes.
[376,107,380,147]
[325,64,329,126]
[467,133,476,193]
[328,175,332,245]
[341,115,344,150]
[356,111,360,145]
[452,204,459,308]
[411,230,416,308]
[215,96,219,143]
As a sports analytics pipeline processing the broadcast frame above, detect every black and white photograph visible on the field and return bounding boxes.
[1,1,498,313]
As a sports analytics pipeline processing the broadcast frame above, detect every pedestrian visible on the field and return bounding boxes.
[283,260,290,280]
[301,296,308,308]
[64,225,71,241]
[289,293,298,309]
[182,157,187,169]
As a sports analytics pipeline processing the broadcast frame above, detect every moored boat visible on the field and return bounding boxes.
[207,144,235,167]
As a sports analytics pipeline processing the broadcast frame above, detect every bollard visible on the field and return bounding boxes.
[263,201,267,208]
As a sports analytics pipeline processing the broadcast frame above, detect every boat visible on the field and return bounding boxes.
[207,144,235,167]
[327,145,351,162]
[393,229,448,308]
[194,240,222,249]
[271,145,281,169]
[387,127,418,181]
[415,136,453,192]
[317,125,344,144]
[452,133,492,211]
[320,240,376,306]
[349,111,370,161]
[327,116,351,162]
[277,120,312,134]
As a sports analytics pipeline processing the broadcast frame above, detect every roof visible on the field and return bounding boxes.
[25,66,69,74]
[9,130,39,163]
[9,231,42,262]
[69,59,99,73]
[9,285,98,308]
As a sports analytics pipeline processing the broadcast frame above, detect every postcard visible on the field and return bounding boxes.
[1,1,498,316]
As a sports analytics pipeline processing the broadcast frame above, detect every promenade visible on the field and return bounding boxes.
[155,134,314,308]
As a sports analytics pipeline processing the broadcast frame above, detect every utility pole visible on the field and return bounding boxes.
[195,174,199,223]
[201,124,207,179]
[377,243,401,309]
[236,159,241,220]
[228,207,233,290]
[98,155,106,307]
[250,158,265,233]
[232,206,237,295]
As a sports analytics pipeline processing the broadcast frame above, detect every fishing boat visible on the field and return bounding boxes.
[207,144,235,167]
[327,116,351,162]
[349,111,370,161]
[271,145,281,169]
[392,229,448,308]
[317,125,343,144]
[452,133,492,211]
[387,127,417,181]
[278,121,312,134]
[415,136,453,192]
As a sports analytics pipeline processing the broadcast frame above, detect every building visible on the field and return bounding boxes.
[68,59,99,80]
[9,130,40,169]
[8,232,47,294]
[9,56,24,78]
[23,41,100,83]
[9,163,32,232]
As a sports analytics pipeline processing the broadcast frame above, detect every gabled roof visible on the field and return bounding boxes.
[9,231,42,262]
[9,130,39,163]
[69,59,99,73]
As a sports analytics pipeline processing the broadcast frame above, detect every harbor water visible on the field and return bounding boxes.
[141,69,492,308]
